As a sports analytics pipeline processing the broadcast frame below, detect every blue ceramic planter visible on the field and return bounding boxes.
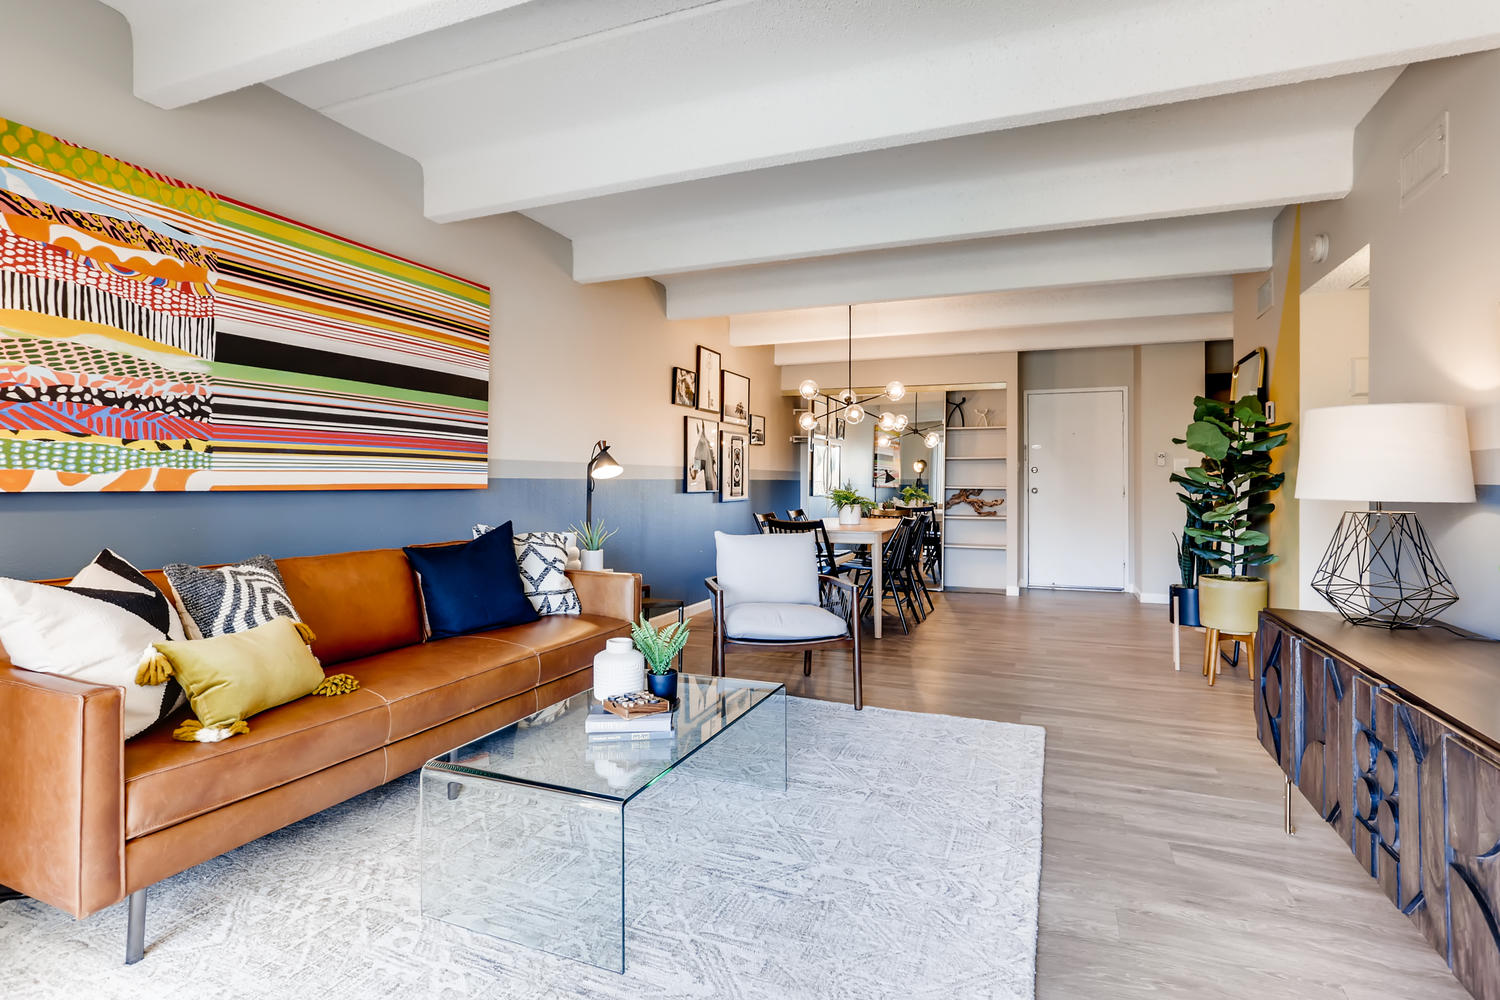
[647,670,678,702]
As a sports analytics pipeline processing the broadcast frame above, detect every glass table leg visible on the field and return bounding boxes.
[683,684,788,791]
[420,768,627,972]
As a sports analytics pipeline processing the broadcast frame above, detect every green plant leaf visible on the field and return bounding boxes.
[1184,420,1230,460]
[1235,529,1270,546]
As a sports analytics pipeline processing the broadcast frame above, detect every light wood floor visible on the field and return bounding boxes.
[682,589,1469,999]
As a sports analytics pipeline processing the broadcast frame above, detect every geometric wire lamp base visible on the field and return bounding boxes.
[1310,509,1460,628]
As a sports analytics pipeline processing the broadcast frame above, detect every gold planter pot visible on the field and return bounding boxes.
[1197,575,1269,634]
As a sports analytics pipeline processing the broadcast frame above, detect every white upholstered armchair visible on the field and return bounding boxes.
[705,531,863,710]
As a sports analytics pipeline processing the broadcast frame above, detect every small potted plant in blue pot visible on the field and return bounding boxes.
[630,614,692,701]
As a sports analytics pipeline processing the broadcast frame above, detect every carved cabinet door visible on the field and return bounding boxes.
[1255,617,1292,772]
[1290,641,1353,842]
[1350,684,1444,952]
[1442,736,1500,1000]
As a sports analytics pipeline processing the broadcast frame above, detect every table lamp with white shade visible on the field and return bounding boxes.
[1296,403,1475,628]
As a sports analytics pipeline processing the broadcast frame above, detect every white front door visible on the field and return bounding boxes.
[1025,388,1127,590]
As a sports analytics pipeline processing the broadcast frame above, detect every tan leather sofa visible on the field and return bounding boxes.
[0,544,640,961]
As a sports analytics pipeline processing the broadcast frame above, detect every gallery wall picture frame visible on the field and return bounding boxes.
[749,414,766,445]
[827,443,841,497]
[671,366,697,407]
[720,369,750,426]
[720,428,749,502]
[684,415,720,494]
[810,438,829,497]
[695,346,721,414]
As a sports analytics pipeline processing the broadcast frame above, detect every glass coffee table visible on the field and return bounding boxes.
[419,674,787,972]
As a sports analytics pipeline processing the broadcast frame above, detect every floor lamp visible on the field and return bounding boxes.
[1296,403,1474,628]
[585,440,623,528]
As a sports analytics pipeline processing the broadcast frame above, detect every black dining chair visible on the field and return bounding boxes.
[764,516,848,579]
[753,512,775,533]
[847,517,923,635]
[786,509,808,521]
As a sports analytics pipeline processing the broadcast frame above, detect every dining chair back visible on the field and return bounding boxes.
[764,516,844,577]
[786,509,808,521]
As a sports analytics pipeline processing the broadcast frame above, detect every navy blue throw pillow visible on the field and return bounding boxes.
[403,521,539,640]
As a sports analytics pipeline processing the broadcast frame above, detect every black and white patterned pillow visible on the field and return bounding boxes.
[0,549,188,738]
[472,526,581,616]
[163,554,301,639]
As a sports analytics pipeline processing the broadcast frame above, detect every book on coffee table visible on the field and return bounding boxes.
[584,705,674,737]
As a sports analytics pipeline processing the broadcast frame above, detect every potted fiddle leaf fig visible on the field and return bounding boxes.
[1172,395,1291,634]
[630,614,692,701]
[828,484,872,526]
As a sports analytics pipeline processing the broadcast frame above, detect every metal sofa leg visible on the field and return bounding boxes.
[125,888,147,965]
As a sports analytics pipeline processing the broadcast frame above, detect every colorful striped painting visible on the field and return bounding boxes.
[0,118,489,492]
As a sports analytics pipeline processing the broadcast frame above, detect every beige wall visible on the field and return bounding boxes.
[2,0,796,486]
[1271,51,1500,635]
[1298,288,1370,610]
[1019,343,1206,601]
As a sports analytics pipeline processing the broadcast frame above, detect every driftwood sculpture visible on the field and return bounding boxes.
[945,489,1006,517]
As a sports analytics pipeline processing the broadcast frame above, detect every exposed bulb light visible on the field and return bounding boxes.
[894,414,909,431]
[845,404,865,424]
[839,388,856,404]
[885,380,906,401]
[878,411,895,430]
[877,433,891,448]
[798,410,818,431]
[923,430,940,449]
[798,379,820,400]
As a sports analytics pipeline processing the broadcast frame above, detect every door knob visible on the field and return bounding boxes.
[1030,487,1038,494]
[1030,466,1038,473]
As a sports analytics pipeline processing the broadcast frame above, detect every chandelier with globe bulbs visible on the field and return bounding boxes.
[795,306,938,449]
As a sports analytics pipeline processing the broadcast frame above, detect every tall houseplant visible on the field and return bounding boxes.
[1171,395,1290,633]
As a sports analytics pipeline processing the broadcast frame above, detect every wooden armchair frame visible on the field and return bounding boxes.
[704,573,863,710]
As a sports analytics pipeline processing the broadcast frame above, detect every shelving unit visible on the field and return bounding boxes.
[941,408,1012,592]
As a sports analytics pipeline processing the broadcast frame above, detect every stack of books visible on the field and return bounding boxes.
[584,697,675,748]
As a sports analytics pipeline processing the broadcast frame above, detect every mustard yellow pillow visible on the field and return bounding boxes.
[135,617,359,742]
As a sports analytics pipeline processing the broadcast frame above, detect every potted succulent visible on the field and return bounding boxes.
[630,613,692,701]
[828,483,872,525]
[1169,530,1201,628]
[570,519,619,572]
[1172,395,1290,634]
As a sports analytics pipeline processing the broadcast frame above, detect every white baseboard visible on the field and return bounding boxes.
[648,598,711,626]
[1137,591,1169,605]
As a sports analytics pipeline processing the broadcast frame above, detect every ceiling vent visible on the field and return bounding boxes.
[1399,112,1449,207]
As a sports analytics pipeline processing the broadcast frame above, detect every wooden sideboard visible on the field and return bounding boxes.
[1256,609,1500,999]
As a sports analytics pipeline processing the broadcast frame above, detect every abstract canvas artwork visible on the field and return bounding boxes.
[0,118,490,492]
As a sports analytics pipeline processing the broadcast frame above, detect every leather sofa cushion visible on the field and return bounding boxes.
[339,636,539,741]
[276,548,424,665]
[471,614,630,685]
[124,687,390,839]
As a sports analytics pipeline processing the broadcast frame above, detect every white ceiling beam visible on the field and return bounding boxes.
[772,315,1232,366]
[728,278,1231,347]
[660,212,1273,320]
[100,0,538,109]
[545,67,1390,283]
[373,0,1500,217]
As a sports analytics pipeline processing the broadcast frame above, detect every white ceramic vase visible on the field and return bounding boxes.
[593,636,645,700]
[839,505,862,525]
[579,548,605,571]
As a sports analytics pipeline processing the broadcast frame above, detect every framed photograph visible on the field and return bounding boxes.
[827,442,841,493]
[720,369,750,426]
[810,438,829,497]
[749,414,766,446]
[720,428,749,502]
[684,416,720,494]
[671,366,696,407]
[695,346,721,414]
[834,416,846,441]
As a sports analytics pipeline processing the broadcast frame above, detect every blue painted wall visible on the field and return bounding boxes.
[0,475,801,604]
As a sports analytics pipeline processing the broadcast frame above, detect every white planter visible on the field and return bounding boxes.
[579,548,605,571]
[838,505,862,525]
[592,636,645,700]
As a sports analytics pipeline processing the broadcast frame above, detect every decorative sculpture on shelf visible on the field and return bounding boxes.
[946,395,967,428]
[974,408,993,427]
[945,489,1005,517]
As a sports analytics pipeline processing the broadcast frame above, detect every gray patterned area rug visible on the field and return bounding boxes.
[0,698,1044,1000]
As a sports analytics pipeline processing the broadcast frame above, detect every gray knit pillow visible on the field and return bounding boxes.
[162,554,301,639]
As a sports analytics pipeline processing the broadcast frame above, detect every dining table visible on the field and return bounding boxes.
[821,516,903,638]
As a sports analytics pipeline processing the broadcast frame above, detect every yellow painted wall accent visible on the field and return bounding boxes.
[1264,208,1301,607]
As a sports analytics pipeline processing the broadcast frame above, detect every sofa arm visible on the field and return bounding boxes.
[0,659,125,918]
[567,570,641,623]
